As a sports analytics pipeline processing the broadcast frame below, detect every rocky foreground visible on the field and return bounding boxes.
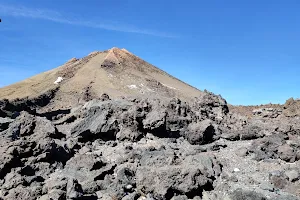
[0,92,300,200]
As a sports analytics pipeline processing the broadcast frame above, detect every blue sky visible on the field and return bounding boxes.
[0,0,299,105]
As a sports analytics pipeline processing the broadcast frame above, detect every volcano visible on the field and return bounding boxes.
[0,47,202,110]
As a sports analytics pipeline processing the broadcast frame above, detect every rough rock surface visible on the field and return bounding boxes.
[0,91,300,199]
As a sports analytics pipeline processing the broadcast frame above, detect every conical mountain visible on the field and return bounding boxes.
[0,47,202,110]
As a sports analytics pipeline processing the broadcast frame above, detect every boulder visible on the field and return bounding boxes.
[192,90,229,121]
[184,120,216,145]
[277,144,296,162]
[136,153,221,199]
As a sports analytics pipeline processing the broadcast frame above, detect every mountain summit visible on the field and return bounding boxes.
[0,47,202,109]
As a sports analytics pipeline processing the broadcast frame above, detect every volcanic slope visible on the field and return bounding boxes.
[0,47,202,110]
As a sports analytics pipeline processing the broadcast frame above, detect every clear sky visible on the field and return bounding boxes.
[0,0,299,105]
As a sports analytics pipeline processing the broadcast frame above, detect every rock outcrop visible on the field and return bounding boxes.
[0,92,300,199]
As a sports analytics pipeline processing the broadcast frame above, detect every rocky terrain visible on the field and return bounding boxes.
[0,91,300,200]
[0,47,300,199]
[229,97,300,118]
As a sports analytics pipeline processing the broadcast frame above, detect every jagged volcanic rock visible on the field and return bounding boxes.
[0,91,300,200]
